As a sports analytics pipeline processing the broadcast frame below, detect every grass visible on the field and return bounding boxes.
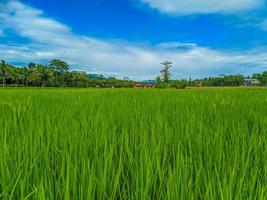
[0,88,267,199]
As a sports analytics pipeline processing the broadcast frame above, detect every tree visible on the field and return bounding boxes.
[253,71,267,85]
[189,76,192,86]
[262,72,267,85]
[106,77,117,87]
[0,60,9,87]
[21,67,30,86]
[9,66,21,86]
[49,59,70,86]
[156,76,161,88]
[49,59,70,73]
[65,71,89,87]
[36,64,52,87]
[171,79,187,89]
[28,62,36,70]
[160,61,172,84]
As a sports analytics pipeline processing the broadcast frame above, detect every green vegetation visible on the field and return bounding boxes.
[0,88,267,199]
[160,61,172,85]
[1,59,267,88]
[252,72,267,85]
[0,59,135,88]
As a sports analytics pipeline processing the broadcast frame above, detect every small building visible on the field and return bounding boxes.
[145,84,155,88]
[134,83,144,88]
[195,81,203,87]
[142,80,156,88]
[244,79,261,86]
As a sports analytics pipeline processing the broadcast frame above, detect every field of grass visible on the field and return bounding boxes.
[0,88,267,199]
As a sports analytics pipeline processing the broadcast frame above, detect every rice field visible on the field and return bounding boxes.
[0,88,267,200]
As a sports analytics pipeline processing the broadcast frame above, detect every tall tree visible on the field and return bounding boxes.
[49,59,70,73]
[49,59,70,86]
[0,60,9,88]
[160,61,172,84]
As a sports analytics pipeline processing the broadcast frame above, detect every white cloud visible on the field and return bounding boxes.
[140,0,264,15]
[0,1,267,80]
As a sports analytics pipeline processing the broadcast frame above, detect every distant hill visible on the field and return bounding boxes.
[142,80,157,85]
[87,74,107,80]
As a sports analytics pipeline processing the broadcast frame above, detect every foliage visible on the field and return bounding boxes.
[1,59,266,88]
[189,75,246,87]
[49,59,70,73]
[200,75,245,87]
[252,72,267,85]
[170,79,188,89]
[160,61,172,84]
[0,60,10,87]
[0,59,135,88]
[155,76,161,88]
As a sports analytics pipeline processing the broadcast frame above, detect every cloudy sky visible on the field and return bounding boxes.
[0,0,267,80]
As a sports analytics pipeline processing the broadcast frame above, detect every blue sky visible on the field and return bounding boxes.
[18,0,267,49]
[1,0,267,79]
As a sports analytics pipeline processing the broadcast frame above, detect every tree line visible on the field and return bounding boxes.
[1,59,267,88]
[0,59,135,88]
[156,61,267,88]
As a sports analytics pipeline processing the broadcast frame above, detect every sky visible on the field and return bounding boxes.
[0,0,267,80]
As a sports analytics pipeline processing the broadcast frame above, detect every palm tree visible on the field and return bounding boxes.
[25,63,38,86]
[21,67,30,86]
[9,67,20,86]
[36,64,52,87]
[156,76,161,88]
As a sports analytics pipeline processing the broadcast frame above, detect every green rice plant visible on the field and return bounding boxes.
[0,88,266,200]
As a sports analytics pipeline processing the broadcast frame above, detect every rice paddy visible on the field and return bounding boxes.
[0,88,267,199]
